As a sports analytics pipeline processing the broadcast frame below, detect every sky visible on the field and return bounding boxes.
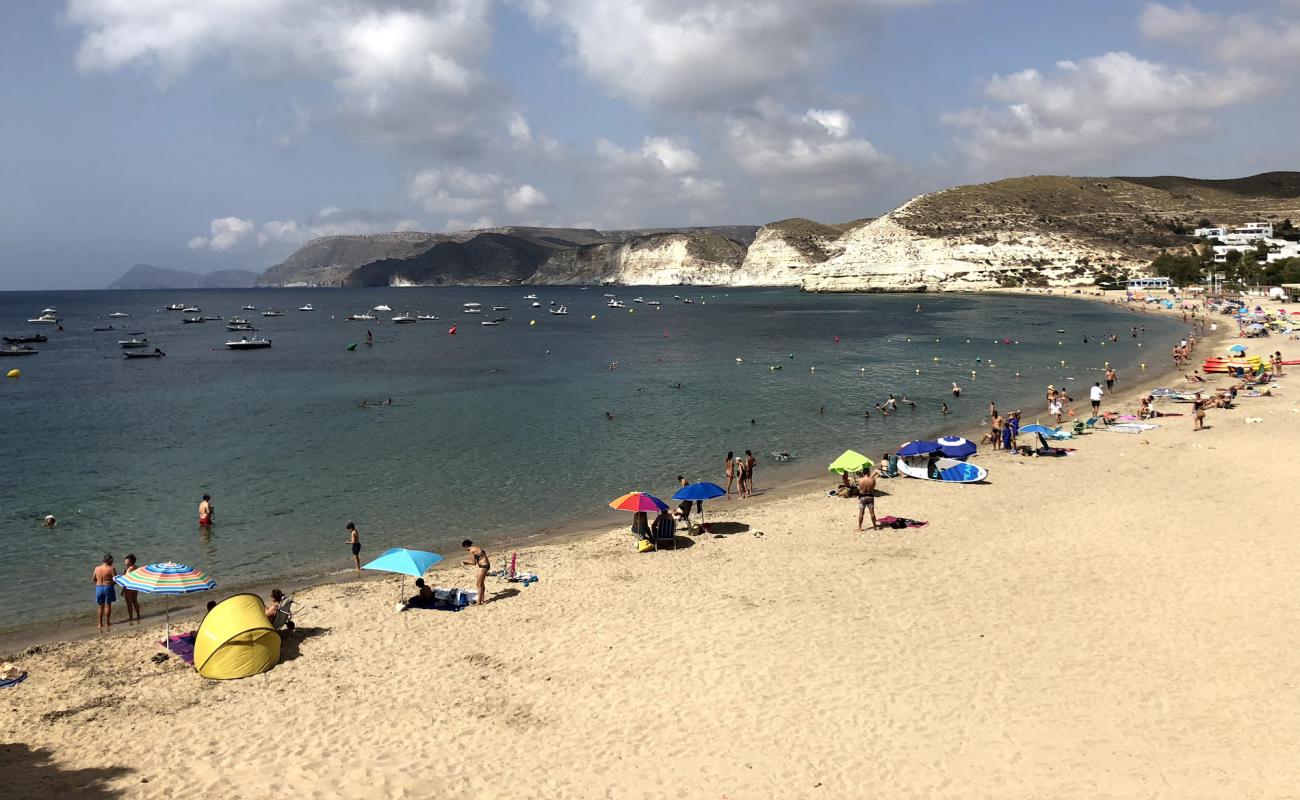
[1,0,1298,289]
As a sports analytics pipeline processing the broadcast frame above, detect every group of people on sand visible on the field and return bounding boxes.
[92,553,141,629]
[724,451,757,498]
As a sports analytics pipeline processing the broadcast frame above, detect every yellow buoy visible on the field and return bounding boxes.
[590,314,597,320]
[932,356,939,362]
[530,320,536,326]
[915,369,921,374]
[5,369,19,379]
[629,308,634,313]
[1141,363,1147,370]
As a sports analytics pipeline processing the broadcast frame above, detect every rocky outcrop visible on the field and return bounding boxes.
[526,232,748,285]
[255,232,442,287]
[736,218,857,285]
[109,264,260,290]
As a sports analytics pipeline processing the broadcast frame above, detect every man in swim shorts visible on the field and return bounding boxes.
[198,494,214,527]
[93,554,117,629]
[346,522,361,572]
[856,472,878,532]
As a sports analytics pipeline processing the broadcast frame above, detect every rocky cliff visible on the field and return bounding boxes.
[109,264,260,290]
[255,232,443,287]
[801,173,1300,292]
[525,232,750,285]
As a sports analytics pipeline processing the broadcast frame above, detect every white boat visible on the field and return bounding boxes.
[417,314,439,321]
[0,345,38,356]
[603,293,616,298]
[463,307,483,315]
[108,312,131,318]
[165,304,185,311]
[241,305,257,311]
[549,305,569,315]
[182,317,205,324]
[646,300,661,306]
[226,323,255,332]
[229,317,250,325]
[299,304,314,312]
[28,314,59,324]
[480,320,502,327]
[374,304,392,313]
[391,314,417,324]
[531,301,541,308]
[523,294,538,300]
[262,310,286,317]
[606,300,626,309]
[201,315,223,321]
[346,313,376,321]
[182,306,200,313]
[41,308,57,314]
[492,305,510,311]
[226,337,272,350]
[119,339,150,348]
[633,297,645,303]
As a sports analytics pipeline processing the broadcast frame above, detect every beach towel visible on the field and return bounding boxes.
[877,516,928,529]
[1109,422,1159,433]
[158,632,197,665]
[0,672,27,688]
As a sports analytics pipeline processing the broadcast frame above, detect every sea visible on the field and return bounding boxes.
[0,287,1184,635]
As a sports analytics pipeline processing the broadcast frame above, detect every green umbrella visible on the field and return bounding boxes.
[829,450,874,474]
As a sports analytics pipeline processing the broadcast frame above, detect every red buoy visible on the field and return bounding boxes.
[448,325,457,335]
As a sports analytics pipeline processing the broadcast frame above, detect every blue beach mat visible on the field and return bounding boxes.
[0,672,28,688]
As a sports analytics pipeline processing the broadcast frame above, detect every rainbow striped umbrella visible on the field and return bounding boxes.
[115,562,216,595]
[608,492,669,513]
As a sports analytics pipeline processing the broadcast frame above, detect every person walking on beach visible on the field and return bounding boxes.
[724,451,736,496]
[122,553,141,623]
[198,494,214,528]
[1193,395,1207,431]
[1105,367,1116,391]
[1089,382,1104,415]
[856,471,878,532]
[346,522,361,571]
[744,450,757,496]
[461,539,488,606]
[990,410,1003,450]
[93,554,117,629]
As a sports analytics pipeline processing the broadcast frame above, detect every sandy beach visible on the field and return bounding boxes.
[4,296,1297,799]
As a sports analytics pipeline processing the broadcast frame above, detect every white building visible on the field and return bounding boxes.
[1193,226,1226,238]
[1194,221,1273,246]
[1266,240,1300,263]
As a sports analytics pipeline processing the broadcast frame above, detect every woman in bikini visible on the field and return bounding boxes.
[724,451,736,496]
[122,554,141,623]
[462,539,489,606]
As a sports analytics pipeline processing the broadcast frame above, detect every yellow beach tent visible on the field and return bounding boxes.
[194,594,281,680]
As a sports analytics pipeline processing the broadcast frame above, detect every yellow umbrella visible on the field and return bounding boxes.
[829,450,874,474]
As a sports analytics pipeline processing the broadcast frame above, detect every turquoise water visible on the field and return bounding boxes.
[0,288,1182,630]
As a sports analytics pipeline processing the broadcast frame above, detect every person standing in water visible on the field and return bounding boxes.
[724,451,736,496]
[346,522,361,571]
[198,494,214,528]
[462,539,489,606]
[93,554,117,629]
[122,553,141,623]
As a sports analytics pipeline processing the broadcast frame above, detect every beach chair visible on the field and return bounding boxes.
[272,596,297,632]
[652,513,678,551]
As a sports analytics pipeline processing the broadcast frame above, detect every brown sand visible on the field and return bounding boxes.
[3,298,1297,799]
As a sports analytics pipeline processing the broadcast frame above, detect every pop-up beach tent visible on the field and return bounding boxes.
[193,594,281,680]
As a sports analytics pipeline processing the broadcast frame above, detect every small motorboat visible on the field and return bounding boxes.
[682,298,694,305]
[241,304,257,311]
[346,313,376,321]
[229,317,250,325]
[0,345,37,356]
[480,320,502,327]
[374,304,392,313]
[201,315,223,322]
[549,305,569,315]
[124,349,165,359]
[126,331,145,336]
[603,293,615,298]
[182,306,200,313]
[4,334,47,344]
[606,300,626,309]
[108,312,131,318]
[646,300,661,306]
[532,301,541,308]
[391,314,417,324]
[463,305,483,314]
[299,304,315,312]
[633,297,645,304]
[93,326,115,332]
[226,323,255,332]
[182,317,206,324]
[492,305,510,311]
[417,314,439,321]
[226,337,272,350]
[27,314,59,324]
[119,339,150,348]
[41,308,57,314]
[523,294,538,300]
[262,310,286,317]
[165,304,185,311]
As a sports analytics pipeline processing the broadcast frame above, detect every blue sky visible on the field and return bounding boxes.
[1,0,1297,289]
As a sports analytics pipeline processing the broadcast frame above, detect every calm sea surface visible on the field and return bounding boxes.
[0,287,1182,630]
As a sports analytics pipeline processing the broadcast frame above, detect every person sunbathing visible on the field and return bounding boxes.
[265,589,295,631]
[408,578,436,608]
[1185,371,1206,383]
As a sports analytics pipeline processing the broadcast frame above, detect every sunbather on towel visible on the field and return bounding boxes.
[408,578,437,608]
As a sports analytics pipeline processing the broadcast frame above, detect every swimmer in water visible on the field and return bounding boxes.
[941,402,950,415]
[951,382,962,398]
[605,411,614,420]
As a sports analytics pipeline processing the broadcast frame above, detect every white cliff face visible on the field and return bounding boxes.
[528,233,750,285]
[736,222,842,286]
[801,194,1146,292]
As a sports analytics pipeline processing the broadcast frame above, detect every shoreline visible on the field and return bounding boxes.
[2,289,1202,655]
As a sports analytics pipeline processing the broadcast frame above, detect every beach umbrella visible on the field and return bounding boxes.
[671,482,727,531]
[608,491,669,513]
[936,436,977,459]
[1019,423,1058,436]
[1246,323,1266,331]
[362,547,446,605]
[828,450,874,474]
[114,562,216,652]
[1228,344,1247,354]
[896,440,941,457]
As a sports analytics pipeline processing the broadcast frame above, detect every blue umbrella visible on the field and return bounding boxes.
[1019,423,1058,436]
[362,547,445,578]
[1227,344,1247,354]
[671,482,727,531]
[897,440,941,457]
[936,436,977,459]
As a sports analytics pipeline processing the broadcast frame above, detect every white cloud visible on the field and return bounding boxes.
[639,137,701,174]
[407,167,553,227]
[523,0,938,108]
[586,135,724,225]
[269,101,311,148]
[803,108,854,138]
[507,112,564,158]
[1139,2,1300,66]
[188,210,420,252]
[188,216,255,251]
[942,51,1274,170]
[504,184,550,215]
[67,0,499,147]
